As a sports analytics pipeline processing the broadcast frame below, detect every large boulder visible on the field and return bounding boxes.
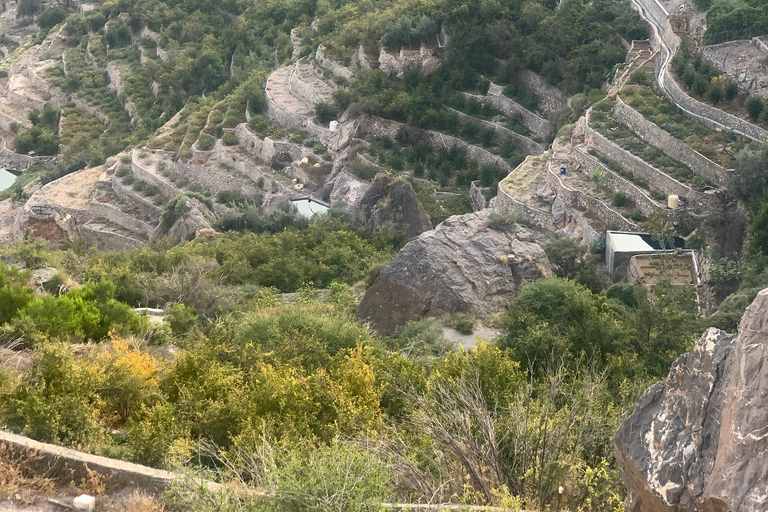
[357,209,551,335]
[357,174,432,240]
[615,288,768,512]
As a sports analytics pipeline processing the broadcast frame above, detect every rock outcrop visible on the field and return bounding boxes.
[357,209,551,335]
[357,174,432,240]
[615,288,768,512]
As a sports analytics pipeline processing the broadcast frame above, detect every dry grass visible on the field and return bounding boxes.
[0,443,165,512]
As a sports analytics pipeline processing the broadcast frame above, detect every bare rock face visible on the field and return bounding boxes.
[357,174,432,241]
[615,288,768,512]
[157,198,213,242]
[357,210,551,335]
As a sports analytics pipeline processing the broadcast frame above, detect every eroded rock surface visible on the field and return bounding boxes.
[357,210,551,335]
[357,174,432,241]
[616,288,768,512]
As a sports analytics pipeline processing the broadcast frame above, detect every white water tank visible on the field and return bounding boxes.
[668,194,679,209]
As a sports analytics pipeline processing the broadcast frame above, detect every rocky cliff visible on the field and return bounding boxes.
[356,210,551,335]
[615,288,768,512]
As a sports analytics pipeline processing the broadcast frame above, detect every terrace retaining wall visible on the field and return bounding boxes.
[613,95,732,187]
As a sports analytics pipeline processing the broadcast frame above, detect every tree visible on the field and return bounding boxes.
[641,210,675,249]
[730,143,768,200]
[545,238,587,277]
[747,95,764,120]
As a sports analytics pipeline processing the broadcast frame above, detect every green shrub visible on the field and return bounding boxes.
[453,313,476,335]
[486,210,519,231]
[221,132,239,146]
[611,190,627,207]
[197,133,214,151]
[747,96,764,120]
[38,7,66,29]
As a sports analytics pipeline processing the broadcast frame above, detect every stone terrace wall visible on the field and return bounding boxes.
[289,63,323,107]
[112,177,164,214]
[265,90,309,129]
[72,98,110,125]
[519,70,568,112]
[315,45,352,80]
[466,90,551,140]
[175,161,259,197]
[130,156,179,197]
[614,95,732,187]
[81,224,144,250]
[88,201,155,236]
[659,73,768,142]
[447,107,545,156]
[544,159,638,232]
[568,145,660,216]
[0,142,54,170]
[495,186,558,232]
[357,115,514,173]
[641,0,768,142]
[576,116,691,198]
[576,116,718,212]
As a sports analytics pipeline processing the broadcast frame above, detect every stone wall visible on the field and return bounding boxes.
[0,142,54,170]
[129,155,179,197]
[576,116,691,198]
[357,115,515,173]
[640,0,768,142]
[106,62,122,92]
[544,160,638,232]
[265,87,310,128]
[494,183,558,231]
[447,107,545,156]
[174,160,260,197]
[0,430,189,492]
[289,63,323,107]
[464,90,551,140]
[315,45,352,80]
[81,224,144,250]
[519,70,568,112]
[88,201,155,236]
[112,176,164,214]
[568,145,660,216]
[576,116,719,212]
[469,180,490,211]
[72,97,110,125]
[613,95,732,187]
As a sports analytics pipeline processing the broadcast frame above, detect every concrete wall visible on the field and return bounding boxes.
[614,95,732,187]
[464,90,551,140]
[446,107,545,156]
